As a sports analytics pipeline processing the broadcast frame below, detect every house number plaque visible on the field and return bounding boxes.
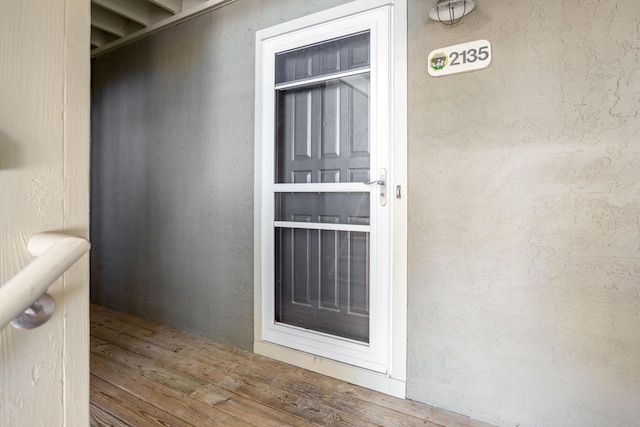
[428,39,492,77]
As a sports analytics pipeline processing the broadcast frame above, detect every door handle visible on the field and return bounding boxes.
[364,179,385,185]
[363,168,387,207]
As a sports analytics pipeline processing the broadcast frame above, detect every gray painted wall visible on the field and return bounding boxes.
[91,0,351,350]
[91,0,640,425]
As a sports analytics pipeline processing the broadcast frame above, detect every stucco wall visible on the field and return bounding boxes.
[92,0,640,425]
[90,0,351,350]
[406,0,640,426]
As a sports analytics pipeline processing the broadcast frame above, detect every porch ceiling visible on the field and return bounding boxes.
[90,0,235,57]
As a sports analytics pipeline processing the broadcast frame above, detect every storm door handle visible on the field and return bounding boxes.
[363,168,387,207]
[364,179,385,185]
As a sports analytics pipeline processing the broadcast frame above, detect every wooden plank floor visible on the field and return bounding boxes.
[90,304,496,427]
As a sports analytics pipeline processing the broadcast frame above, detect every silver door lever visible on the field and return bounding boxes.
[364,179,385,185]
[364,168,387,206]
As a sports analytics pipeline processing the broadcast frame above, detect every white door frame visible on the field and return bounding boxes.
[254,0,407,397]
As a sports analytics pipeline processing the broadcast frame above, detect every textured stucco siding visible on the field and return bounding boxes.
[91,0,640,425]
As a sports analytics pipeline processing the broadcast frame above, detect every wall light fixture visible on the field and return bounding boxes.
[429,0,476,25]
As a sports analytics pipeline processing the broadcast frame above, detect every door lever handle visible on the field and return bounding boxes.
[364,168,387,207]
[364,179,385,185]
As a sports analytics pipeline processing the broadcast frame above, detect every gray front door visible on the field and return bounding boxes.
[273,31,373,343]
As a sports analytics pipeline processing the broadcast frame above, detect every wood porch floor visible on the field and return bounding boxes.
[90,304,495,427]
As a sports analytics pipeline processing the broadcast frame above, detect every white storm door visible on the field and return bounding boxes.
[258,6,391,373]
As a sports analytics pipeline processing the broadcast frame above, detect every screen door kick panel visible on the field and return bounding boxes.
[273,31,373,343]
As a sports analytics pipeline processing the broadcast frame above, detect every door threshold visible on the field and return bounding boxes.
[254,340,406,398]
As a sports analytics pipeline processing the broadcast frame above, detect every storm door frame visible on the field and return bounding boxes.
[254,0,407,397]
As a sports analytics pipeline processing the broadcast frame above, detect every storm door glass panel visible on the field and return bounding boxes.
[274,31,371,343]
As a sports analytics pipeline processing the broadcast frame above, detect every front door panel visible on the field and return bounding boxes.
[274,32,372,343]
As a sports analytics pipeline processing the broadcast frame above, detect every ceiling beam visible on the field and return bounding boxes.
[91,5,130,37]
[91,0,153,27]
[90,28,104,48]
[148,0,182,15]
[91,27,119,48]
[92,0,238,57]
